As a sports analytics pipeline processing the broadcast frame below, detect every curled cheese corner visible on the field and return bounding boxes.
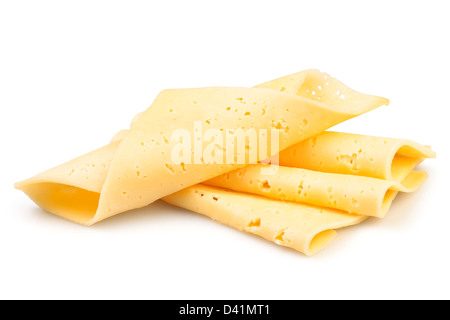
[15,70,389,226]
[162,184,367,256]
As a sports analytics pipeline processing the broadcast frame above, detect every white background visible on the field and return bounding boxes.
[1,1,449,300]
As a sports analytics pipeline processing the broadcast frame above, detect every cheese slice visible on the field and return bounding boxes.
[277,131,436,181]
[162,184,367,256]
[15,70,388,225]
[205,164,428,218]
[205,132,435,218]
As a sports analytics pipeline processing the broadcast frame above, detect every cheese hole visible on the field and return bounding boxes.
[327,187,334,199]
[271,119,289,133]
[338,153,359,171]
[297,181,304,195]
[247,218,261,228]
[165,163,175,174]
[258,180,271,190]
[274,229,289,245]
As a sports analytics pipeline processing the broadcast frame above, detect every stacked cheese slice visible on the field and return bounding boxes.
[164,131,435,256]
[15,70,435,256]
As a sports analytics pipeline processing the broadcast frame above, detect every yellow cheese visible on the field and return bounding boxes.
[15,70,388,225]
[277,131,436,181]
[205,132,435,218]
[205,164,428,218]
[162,184,367,256]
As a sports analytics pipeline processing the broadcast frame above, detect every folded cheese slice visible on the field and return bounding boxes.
[162,184,367,256]
[205,164,428,218]
[15,70,388,225]
[277,131,436,181]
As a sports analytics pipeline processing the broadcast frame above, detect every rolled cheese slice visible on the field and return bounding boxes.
[205,164,428,218]
[162,184,367,256]
[15,70,388,225]
[277,131,436,181]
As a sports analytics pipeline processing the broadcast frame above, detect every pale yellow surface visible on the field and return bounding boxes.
[205,164,429,218]
[162,184,367,256]
[277,131,436,181]
[15,70,388,225]
[15,143,117,224]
